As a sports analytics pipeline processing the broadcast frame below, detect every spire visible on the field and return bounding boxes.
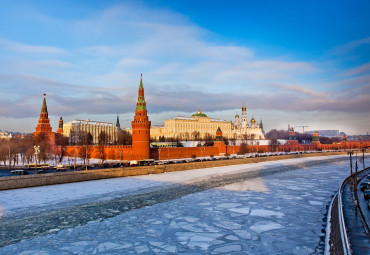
[139,73,143,89]
[136,74,147,111]
[34,93,53,135]
[41,93,48,114]
[116,114,120,128]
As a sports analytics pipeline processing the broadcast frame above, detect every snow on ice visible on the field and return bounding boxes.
[0,154,368,254]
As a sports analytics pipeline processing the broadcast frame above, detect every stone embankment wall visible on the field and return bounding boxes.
[0,152,346,191]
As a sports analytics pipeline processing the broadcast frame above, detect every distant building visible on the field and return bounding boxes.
[305,130,340,138]
[63,119,118,144]
[0,131,12,139]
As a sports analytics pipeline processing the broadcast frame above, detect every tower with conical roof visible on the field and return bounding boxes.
[34,94,53,134]
[116,115,121,129]
[57,117,63,134]
[131,74,151,160]
[34,93,55,145]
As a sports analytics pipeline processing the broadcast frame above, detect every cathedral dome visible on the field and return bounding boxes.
[251,117,256,124]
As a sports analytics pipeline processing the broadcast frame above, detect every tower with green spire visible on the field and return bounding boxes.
[135,73,147,111]
[131,74,151,160]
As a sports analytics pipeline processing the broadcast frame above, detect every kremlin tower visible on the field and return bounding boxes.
[131,74,151,160]
[57,117,64,134]
[312,130,320,144]
[34,94,53,134]
[214,127,226,154]
[34,93,55,144]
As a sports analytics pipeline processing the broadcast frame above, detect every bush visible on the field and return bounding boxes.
[191,154,197,159]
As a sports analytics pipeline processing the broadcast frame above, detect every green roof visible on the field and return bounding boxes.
[192,109,207,117]
[139,73,143,89]
[41,94,48,113]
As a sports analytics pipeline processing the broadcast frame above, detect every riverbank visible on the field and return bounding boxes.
[0,151,350,191]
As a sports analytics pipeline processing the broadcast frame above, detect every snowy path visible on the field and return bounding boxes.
[0,155,368,254]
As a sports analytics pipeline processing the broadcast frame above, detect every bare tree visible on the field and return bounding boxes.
[203,133,214,146]
[33,133,52,163]
[117,130,132,145]
[192,131,200,140]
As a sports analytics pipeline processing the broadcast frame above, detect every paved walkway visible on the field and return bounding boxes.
[342,171,370,255]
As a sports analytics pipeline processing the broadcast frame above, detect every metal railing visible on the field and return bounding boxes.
[325,166,369,255]
[338,178,351,255]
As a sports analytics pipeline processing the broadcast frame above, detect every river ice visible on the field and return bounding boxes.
[0,155,368,254]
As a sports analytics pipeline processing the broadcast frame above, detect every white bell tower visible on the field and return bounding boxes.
[241,103,247,128]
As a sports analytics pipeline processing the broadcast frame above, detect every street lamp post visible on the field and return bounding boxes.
[201,147,203,162]
[348,151,353,177]
[354,151,358,209]
[74,148,76,171]
[85,145,88,171]
[361,148,366,170]
[8,146,11,169]
[34,145,40,174]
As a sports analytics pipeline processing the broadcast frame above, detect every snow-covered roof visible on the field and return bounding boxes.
[70,119,115,127]
[174,116,195,120]
[210,118,229,122]
[173,116,228,122]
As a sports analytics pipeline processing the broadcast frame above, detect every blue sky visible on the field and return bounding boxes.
[0,0,369,135]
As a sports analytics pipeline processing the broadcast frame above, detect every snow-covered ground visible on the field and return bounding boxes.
[0,155,368,254]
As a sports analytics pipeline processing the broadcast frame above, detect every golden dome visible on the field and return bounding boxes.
[251,117,255,124]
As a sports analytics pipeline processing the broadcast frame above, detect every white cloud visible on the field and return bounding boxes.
[0,38,65,54]
[344,63,370,76]
[330,37,370,56]
[0,3,369,134]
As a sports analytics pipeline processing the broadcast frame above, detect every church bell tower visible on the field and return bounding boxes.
[241,103,248,129]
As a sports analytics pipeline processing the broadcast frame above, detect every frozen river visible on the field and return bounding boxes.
[0,155,368,254]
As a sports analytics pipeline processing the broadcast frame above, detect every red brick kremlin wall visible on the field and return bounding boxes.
[64,146,133,161]
[60,140,370,161]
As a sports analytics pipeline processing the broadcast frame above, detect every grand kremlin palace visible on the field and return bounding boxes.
[148,106,265,141]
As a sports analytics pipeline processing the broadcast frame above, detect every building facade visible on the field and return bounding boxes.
[149,106,265,141]
[63,119,118,144]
